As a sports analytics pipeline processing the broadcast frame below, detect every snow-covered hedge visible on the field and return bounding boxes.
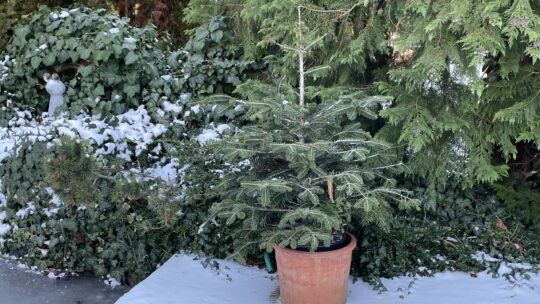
[0,7,249,284]
[0,97,237,283]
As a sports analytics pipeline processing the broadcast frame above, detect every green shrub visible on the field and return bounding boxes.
[0,8,251,285]
[1,136,237,285]
[198,9,420,263]
[168,16,254,97]
[493,177,540,230]
[0,6,174,121]
[1,5,539,288]
[0,1,39,51]
[352,185,540,286]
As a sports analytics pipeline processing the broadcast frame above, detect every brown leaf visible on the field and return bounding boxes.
[496,219,507,231]
[327,178,334,203]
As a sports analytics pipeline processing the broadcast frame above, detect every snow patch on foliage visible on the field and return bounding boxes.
[0,55,11,83]
[15,202,36,219]
[45,188,64,207]
[196,123,230,145]
[41,188,64,217]
[0,106,167,162]
[146,158,190,184]
[0,222,10,237]
[0,192,9,240]
[162,101,183,113]
[50,10,70,20]
[197,218,219,235]
[124,37,137,44]
[35,44,48,52]
[472,251,500,263]
[0,208,9,236]
[123,158,189,186]
[0,193,6,206]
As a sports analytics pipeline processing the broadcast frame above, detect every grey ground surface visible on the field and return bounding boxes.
[0,259,128,304]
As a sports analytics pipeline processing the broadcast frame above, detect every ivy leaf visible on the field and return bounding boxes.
[92,50,104,62]
[125,51,138,65]
[78,66,95,77]
[123,84,140,97]
[195,27,209,40]
[94,84,105,96]
[208,20,221,32]
[14,26,30,40]
[192,40,205,51]
[210,30,223,42]
[80,48,91,59]
[65,38,78,50]
[30,57,41,69]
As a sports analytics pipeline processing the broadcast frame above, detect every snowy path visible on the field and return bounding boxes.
[0,259,127,304]
[116,254,540,304]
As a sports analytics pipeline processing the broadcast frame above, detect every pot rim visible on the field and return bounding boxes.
[273,232,357,257]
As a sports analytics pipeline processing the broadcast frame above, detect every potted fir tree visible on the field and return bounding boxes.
[202,6,419,304]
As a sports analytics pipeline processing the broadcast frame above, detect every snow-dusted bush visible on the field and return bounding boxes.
[0,6,178,123]
[0,7,250,284]
[0,104,191,282]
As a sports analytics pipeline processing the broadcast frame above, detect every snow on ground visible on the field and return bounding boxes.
[116,254,279,304]
[116,254,540,304]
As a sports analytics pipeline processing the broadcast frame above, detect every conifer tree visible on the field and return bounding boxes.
[378,1,540,194]
[201,5,418,262]
[186,0,540,208]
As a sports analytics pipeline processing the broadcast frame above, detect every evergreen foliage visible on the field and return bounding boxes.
[44,137,100,206]
[355,184,540,286]
[0,8,252,284]
[0,6,173,121]
[493,177,540,229]
[185,0,540,220]
[206,83,419,263]
[185,0,390,86]
[1,1,540,287]
[168,16,254,97]
[33,137,235,284]
[378,0,540,194]
[0,0,39,51]
[199,6,419,263]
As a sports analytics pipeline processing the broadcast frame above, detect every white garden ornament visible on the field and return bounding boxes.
[44,73,65,116]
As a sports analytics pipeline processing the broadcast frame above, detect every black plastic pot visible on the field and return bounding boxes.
[295,231,348,252]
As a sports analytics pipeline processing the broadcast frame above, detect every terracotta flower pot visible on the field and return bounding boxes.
[273,232,357,304]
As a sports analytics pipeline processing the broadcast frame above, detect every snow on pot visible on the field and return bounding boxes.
[273,232,357,304]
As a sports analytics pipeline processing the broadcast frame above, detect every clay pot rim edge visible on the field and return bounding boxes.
[272,232,357,257]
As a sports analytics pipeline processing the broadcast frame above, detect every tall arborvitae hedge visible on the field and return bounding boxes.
[184,0,540,222]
